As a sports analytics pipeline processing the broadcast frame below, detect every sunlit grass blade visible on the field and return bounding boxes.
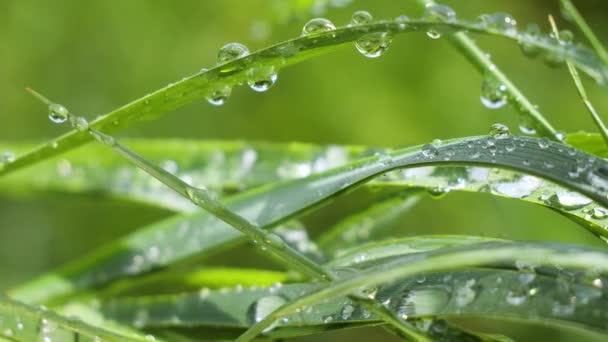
[559,0,608,65]
[239,241,608,339]
[10,135,608,305]
[566,132,608,157]
[3,15,608,177]
[317,190,422,256]
[0,294,148,342]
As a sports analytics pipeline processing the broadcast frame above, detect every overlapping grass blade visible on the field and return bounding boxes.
[3,15,608,177]
[10,135,608,305]
[239,241,608,339]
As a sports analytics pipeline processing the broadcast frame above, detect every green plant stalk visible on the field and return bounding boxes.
[239,242,608,339]
[27,92,433,342]
[560,0,608,66]
[5,15,605,178]
[417,0,557,140]
[548,15,608,146]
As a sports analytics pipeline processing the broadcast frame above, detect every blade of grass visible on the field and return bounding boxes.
[3,15,608,177]
[548,15,608,145]
[239,241,608,339]
[559,0,608,65]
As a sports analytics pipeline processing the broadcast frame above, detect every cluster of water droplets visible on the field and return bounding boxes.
[422,4,456,39]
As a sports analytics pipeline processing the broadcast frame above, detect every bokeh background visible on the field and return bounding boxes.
[1,0,608,340]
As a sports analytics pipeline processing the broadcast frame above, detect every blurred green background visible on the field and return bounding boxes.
[1,0,608,340]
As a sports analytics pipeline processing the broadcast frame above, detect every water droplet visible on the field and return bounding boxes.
[480,78,508,109]
[519,24,542,58]
[477,13,517,35]
[71,116,89,132]
[322,314,334,323]
[206,85,232,106]
[592,278,604,288]
[455,279,477,307]
[247,295,287,331]
[355,32,392,58]
[341,304,355,320]
[48,103,69,123]
[592,207,608,219]
[0,151,16,164]
[350,10,373,25]
[558,30,574,45]
[423,4,456,39]
[302,18,336,36]
[506,290,527,305]
[546,191,592,210]
[518,116,537,135]
[247,65,278,92]
[217,43,249,64]
[537,137,550,149]
[489,123,511,139]
[421,144,439,158]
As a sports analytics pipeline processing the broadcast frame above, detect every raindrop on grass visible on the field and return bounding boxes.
[519,24,542,58]
[489,123,511,139]
[538,137,550,149]
[247,295,287,331]
[0,151,16,164]
[217,43,249,64]
[247,65,278,92]
[546,191,592,210]
[49,103,69,124]
[350,10,373,25]
[71,116,89,132]
[477,13,517,35]
[518,116,537,135]
[423,4,456,39]
[421,144,439,158]
[302,18,336,36]
[206,86,232,106]
[355,32,392,58]
[592,207,608,219]
[480,78,508,109]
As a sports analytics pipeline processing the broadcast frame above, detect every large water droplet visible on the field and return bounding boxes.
[350,10,373,25]
[537,137,550,149]
[247,65,278,92]
[71,116,89,132]
[217,43,249,64]
[519,24,542,58]
[546,191,592,210]
[206,85,232,106]
[247,295,287,328]
[355,32,392,58]
[480,78,508,109]
[302,18,336,36]
[48,103,69,124]
[489,123,511,139]
[518,115,537,135]
[477,13,517,35]
[423,4,456,39]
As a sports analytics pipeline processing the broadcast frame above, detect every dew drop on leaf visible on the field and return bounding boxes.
[301,18,336,36]
[217,43,249,64]
[247,65,278,92]
[340,303,355,320]
[480,78,508,109]
[489,123,511,139]
[477,13,517,35]
[422,4,456,39]
[205,85,232,106]
[350,10,373,25]
[247,295,287,331]
[48,103,69,124]
[355,32,392,58]
[421,144,439,158]
[518,24,542,58]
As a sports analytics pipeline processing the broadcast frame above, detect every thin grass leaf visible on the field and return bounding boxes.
[566,132,608,157]
[10,135,608,305]
[317,190,423,256]
[3,15,608,177]
[0,294,149,342]
[560,0,608,65]
[239,241,608,339]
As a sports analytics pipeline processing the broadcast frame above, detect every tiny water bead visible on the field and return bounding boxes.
[480,78,508,109]
[355,32,392,58]
[489,123,511,139]
[48,103,69,124]
[301,18,336,36]
[477,13,517,35]
[205,85,232,106]
[421,144,439,158]
[247,65,278,92]
[350,10,373,25]
[217,43,249,65]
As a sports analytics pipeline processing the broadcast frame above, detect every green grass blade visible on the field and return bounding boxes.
[560,0,608,65]
[0,294,147,342]
[240,241,608,339]
[10,135,608,304]
[566,132,608,157]
[317,190,423,256]
[3,16,608,177]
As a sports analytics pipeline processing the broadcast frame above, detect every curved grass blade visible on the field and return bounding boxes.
[3,137,608,236]
[3,15,608,177]
[10,135,608,305]
[0,294,148,342]
[240,241,608,339]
